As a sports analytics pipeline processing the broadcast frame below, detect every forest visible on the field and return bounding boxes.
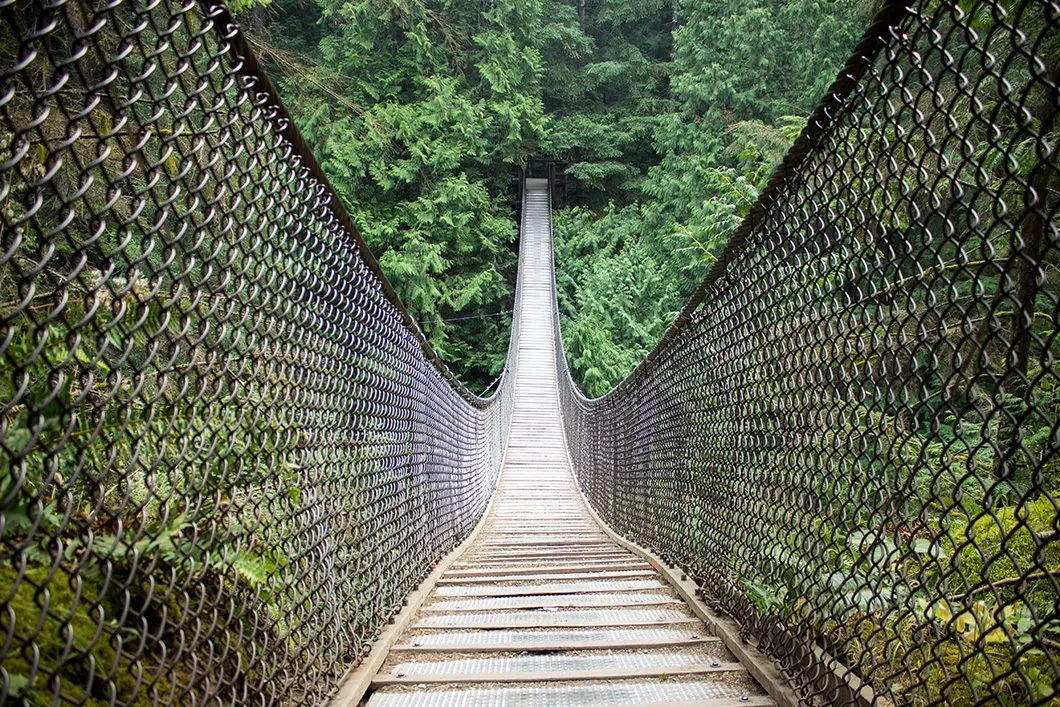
[2,0,1058,704]
[239,0,874,394]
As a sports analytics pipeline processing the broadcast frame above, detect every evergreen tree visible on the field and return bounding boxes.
[246,0,872,392]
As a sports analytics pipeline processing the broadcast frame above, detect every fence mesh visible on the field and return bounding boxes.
[0,1,513,704]
[556,0,1060,704]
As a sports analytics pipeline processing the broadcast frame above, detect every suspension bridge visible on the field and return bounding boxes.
[1,0,1058,706]
[334,179,785,706]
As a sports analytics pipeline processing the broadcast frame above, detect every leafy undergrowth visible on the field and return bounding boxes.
[734,494,1060,705]
[2,566,173,705]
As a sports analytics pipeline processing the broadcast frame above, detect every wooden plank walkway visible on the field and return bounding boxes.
[361,179,775,706]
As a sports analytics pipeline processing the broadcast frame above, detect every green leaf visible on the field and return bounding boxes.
[912,538,949,560]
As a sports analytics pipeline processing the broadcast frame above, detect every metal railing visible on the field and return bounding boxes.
[0,2,516,703]
[5,0,1060,704]
[555,0,1060,704]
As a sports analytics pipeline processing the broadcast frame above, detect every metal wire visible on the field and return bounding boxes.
[0,2,515,704]
[556,0,1060,704]
[4,0,1060,704]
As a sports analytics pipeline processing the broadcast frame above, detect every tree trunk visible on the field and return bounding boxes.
[991,60,1059,482]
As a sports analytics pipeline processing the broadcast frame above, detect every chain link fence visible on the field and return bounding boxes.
[0,1,514,703]
[557,0,1059,704]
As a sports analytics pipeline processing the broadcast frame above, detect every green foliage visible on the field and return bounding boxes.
[737,495,1060,704]
[668,0,869,125]
[946,497,1060,612]
[255,0,869,392]
[545,0,872,394]
[1,566,161,706]
[260,0,553,387]
[538,0,675,205]
[0,297,290,701]
[229,0,272,11]
[554,204,701,396]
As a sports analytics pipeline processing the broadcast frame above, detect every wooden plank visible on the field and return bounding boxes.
[436,569,656,584]
[389,637,721,653]
[431,583,665,597]
[597,699,775,707]
[372,662,746,686]
[409,617,700,630]
[443,561,649,577]
[423,597,683,612]
[455,553,633,564]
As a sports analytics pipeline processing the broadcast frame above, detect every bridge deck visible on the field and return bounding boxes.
[363,180,773,706]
